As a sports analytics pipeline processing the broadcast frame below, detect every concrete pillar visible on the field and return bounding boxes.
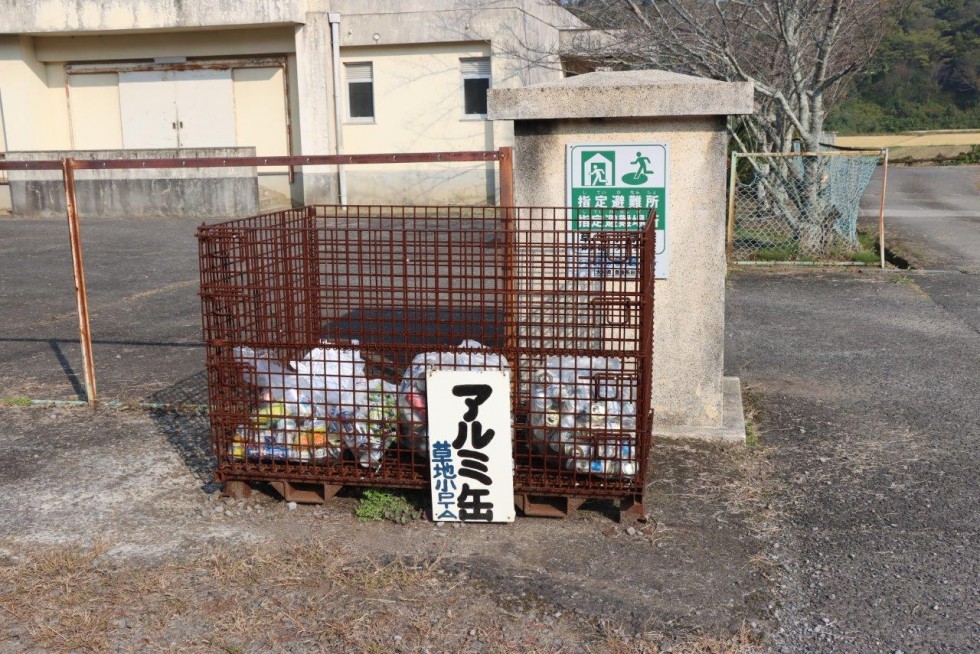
[293,13,337,204]
[489,70,753,441]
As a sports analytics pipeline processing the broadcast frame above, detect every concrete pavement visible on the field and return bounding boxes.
[730,163,980,651]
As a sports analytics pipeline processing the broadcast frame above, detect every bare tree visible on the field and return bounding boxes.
[563,0,888,151]
[558,0,893,252]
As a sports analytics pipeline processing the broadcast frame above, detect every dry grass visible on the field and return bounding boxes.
[0,536,765,654]
[589,622,761,654]
[673,441,780,543]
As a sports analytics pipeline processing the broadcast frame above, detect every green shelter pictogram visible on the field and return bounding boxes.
[581,151,615,187]
[567,143,670,278]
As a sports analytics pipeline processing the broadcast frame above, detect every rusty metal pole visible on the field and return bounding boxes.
[61,158,97,404]
[498,147,517,393]
[878,148,889,269]
[498,146,514,208]
[621,209,658,522]
[726,151,738,263]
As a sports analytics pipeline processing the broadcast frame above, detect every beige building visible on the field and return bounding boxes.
[0,0,587,211]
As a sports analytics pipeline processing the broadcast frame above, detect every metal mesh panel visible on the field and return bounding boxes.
[198,205,656,505]
[731,152,879,260]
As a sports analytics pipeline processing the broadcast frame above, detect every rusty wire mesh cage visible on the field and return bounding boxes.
[198,205,655,513]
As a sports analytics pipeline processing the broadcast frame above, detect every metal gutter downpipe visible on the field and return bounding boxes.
[328,12,347,205]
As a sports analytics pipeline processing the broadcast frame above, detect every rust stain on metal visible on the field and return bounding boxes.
[65,57,289,76]
[281,57,296,184]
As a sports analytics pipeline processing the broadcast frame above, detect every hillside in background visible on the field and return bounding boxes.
[828,0,978,134]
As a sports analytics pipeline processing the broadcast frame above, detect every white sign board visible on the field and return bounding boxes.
[566,143,669,278]
[427,369,515,523]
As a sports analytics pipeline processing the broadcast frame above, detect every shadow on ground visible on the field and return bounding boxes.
[147,370,215,488]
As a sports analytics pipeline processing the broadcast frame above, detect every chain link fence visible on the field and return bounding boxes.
[727,150,884,261]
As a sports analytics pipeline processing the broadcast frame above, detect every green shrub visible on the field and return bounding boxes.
[354,489,424,524]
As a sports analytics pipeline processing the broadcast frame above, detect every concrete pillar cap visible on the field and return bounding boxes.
[489,69,753,120]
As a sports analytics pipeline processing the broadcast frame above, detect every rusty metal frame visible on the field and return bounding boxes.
[878,149,889,269]
[60,158,97,404]
[198,202,655,519]
[0,92,8,184]
[64,57,291,76]
[0,151,504,173]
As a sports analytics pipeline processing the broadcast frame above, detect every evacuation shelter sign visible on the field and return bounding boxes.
[426,369,515,523]
[566,143,669,278]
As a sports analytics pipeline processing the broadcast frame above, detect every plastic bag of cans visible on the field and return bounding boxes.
[529,356,638,477]
[230,343,398,467]
[228,403,343,462]
[340,378,399,468]
[398,340,510,456]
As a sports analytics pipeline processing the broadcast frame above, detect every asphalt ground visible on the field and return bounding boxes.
[860,165,980,272]
[727,268,980,652]
[0,217,207,402]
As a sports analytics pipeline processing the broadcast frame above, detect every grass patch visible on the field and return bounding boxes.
[0,396,32,407]
[851,250,880,264]
[743,400,761,449]
[5,538,750,653]
[852,229,881,264]
[354,488,424,524]
[0,513,773,654]
[753,245,802,262]
[341,554,442,591]
[734,225,880,264]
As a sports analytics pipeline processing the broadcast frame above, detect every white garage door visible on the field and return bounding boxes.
[119,69,236,149]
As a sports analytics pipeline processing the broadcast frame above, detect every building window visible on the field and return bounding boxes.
[345,62,374,120]
[461,58,491,116]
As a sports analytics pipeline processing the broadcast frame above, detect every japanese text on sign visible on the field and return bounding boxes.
[427,370,514,523]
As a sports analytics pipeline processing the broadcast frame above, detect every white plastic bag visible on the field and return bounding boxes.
[291,342,367,412]
[342,379,399,468]
[397,340,510,456]
[233,342,373,463]
[234,346,315,420]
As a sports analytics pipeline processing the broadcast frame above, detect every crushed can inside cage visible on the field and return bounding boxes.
[197,205,655,520]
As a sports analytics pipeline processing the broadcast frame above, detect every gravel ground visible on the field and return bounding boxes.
[727,268,980,653]
[0,403,772,653]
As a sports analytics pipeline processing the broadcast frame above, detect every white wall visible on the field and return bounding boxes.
[340,42,497,203]
[68,73,123,149]
[0,0,306,33]
[0,1,583,206]
[233,67,291,198]
[0,37,71,151]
